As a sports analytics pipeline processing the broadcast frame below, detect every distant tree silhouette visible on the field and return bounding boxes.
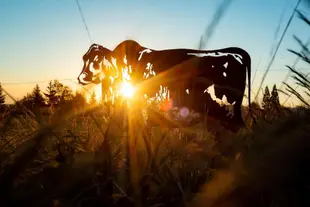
[44,80,73,106]
[262,86,271,110]
[262,85,282,121]
[0,83,5,111]
[270,84,280,112]
[17,85,45,111]
[262,86,272,121]
[31,84,45,107]
[44,80,58,106]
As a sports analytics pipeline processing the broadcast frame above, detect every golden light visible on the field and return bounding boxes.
[119,81,135,98]
[94,84,102,102]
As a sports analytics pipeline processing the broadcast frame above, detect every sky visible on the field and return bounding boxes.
[0,0,309,106]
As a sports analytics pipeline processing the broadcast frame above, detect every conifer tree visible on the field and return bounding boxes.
[32,84,45,107]
[44,80,73,106]
[270,84,280,112]
[262,86,271,110]
[44,80,58,106]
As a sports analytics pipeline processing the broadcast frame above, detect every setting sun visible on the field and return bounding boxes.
[119,82,135,98]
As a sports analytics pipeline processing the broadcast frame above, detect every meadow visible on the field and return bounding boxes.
[0,64,309,207]
[0,5,310,207]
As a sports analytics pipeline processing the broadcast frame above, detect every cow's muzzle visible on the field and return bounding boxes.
[77,72,92,85]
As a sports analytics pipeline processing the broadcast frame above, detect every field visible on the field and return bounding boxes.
[1,2,310,206]
[0,97,309,207]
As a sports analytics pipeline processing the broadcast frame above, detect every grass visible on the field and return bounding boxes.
[0,97,309,207]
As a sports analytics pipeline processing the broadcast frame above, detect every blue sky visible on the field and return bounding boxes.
[0,0,309,105]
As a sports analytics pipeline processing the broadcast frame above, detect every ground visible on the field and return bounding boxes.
[0,102,309,207]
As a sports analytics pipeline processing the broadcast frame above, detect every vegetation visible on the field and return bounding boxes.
[89,91,97,106]
[0,8,309,207]
[1,75,309,207]
[261,84,282,121]
[44,80,74,107]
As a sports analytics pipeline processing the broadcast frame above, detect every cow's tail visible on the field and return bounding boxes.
[243,51,256,125]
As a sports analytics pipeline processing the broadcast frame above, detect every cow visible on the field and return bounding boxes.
[77,40,254,132]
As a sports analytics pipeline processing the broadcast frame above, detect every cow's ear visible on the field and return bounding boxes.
[91,43,98,48]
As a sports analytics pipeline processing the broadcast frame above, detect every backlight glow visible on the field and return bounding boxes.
[120,82,135,98]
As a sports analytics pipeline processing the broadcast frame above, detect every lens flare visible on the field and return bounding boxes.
[179,107,190,118]
[120,81,135,98]
[95,54,171,105]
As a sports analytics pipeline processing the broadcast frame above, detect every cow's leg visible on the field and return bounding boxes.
[193,86,207,114]
[179,82,187,108]
[189,77,211,114]
[212,86,245,132]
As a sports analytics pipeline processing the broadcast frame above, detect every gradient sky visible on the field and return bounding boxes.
[0,0,309,106]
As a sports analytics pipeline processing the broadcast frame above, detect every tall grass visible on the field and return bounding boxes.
[283,10,310,107]
[0,98,227,206]
[1,91,310,207]
[0,4,309,207]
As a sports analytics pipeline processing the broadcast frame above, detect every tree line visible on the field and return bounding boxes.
[0,78,283,116]
[0,80,99,113]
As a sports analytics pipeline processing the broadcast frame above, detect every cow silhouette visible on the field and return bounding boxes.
[78,40,254,132]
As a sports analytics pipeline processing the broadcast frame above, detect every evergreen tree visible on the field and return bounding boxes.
[44,80,73,106]
[31,84,45,107]
[44,80,58,106]
[262,86,272,121]
[19,85,45,110]
[270,84,280,112]
[262,86,271,110]
[0,83,5,110]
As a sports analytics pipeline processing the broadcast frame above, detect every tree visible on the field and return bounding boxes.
[19,85,46,110]
[44,80,73,106]
[0,83,5,111]
[31,84,45,107]
[59,86,73,105]
[262,86,271,110]
[262,86,273,121]
[44,80,58,106]
[262,84,282,121]
[270,84,280,112]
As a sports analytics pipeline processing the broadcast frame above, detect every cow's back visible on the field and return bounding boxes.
[111,40,250,132]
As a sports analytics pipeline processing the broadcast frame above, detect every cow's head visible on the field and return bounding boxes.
[77,44,113,85]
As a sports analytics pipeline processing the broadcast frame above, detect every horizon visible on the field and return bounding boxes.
[1,0,309,107]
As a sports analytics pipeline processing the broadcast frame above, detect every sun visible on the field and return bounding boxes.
[119,82,135,98]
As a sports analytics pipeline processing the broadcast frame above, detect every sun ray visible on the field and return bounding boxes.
[120,82,135,98]
[135,57,197,94]
[94,83,102,102]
